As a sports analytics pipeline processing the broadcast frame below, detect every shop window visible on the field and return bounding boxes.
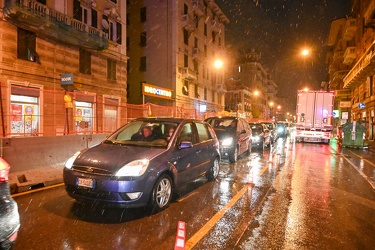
[75,101,93,134]
[10,86,40,136]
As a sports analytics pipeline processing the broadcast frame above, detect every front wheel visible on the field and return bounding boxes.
[206,157,220,181]
[148,174,173,214]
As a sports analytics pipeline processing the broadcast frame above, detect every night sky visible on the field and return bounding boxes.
[216,0,352,99]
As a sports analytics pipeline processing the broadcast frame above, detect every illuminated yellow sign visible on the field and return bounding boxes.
[142,83,172,100]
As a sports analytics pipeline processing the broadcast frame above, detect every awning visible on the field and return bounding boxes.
[343,42,375,89]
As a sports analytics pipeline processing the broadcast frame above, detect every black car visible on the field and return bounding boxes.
[0,157,20,250]
[205,116,252,163]
[64,117,220,213]
[249,123,271,149]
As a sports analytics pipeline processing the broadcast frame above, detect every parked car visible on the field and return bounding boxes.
[0,157,20,250]
[275,122,288,137]
[63,117,220,213]
[249,123,271,149]
[262,122,277,143]
[205,116,252,163]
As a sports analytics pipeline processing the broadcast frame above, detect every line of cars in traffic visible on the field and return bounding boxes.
[63,116,293,213]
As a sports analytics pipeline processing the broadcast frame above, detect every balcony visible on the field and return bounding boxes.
[364,0,375,28]
[211,20,222,34]
[343,47,357,65]
[333,51,344,62]
[343,18,357,41]
[217,83,226,93]
[3,0,108,50]
[192,48,201,59]
[181,14,196,32]
[180,67,197,81]
[192,0,205,17]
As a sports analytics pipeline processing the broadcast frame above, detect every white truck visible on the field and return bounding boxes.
[295,90,334,143]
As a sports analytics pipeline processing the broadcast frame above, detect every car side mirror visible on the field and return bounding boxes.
[179,141,193,149]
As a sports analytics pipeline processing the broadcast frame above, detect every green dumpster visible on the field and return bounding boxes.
[341,122,366,147]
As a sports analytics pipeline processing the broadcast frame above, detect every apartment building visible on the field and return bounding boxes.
[326,0,375,140]
[126,0,229,119]
[0,0,127,137]
[226,49,278,120]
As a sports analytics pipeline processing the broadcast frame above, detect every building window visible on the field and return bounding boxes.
[140,7,146,22]
[140,56,147,71]
[204,45,207,57]
[140,32,147,47]
[92,9,98,28]
[116,22,122,44]
[79,49,91,74]
[204,23,207,36]
[195,84,199,98]
[184,54,188,68]
[204,88,207,100]
[107,58,116,81]
[195,37,198,48]
[212,31,216,43]
[17,28,39,63]
[73,0,82,21]
[10,85,41,136]
[110,0,117,4]
[194,60,198,73]
[183,81,189,96]
[183,29,189,45]
[184,4,188,14]
[212,91,215,102]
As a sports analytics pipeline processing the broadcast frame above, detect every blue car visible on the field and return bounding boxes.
[63,117,220,213]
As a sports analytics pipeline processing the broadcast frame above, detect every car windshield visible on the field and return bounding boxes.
[106,120,179,148]
[249,124,262,133]
[206,118,236,130]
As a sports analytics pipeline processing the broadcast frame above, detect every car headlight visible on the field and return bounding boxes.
[116,159,149,177]
[65,151,81,169]
[221,137,233,146]
[277,127,284,133]
[252,136,260,142]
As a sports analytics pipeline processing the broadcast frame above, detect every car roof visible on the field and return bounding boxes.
[134,117,199,123]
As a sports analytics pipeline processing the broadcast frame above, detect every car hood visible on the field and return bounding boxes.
[73,143,165,171]
[214,129,236,140]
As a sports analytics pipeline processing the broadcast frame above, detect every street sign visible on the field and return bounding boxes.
[358,103,365,109]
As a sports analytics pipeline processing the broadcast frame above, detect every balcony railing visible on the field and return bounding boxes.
[3,0,108,50]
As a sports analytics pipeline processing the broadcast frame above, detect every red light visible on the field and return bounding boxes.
[8,230,18,242]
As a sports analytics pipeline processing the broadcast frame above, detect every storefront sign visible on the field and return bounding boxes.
[342,112,349,119]
[339,101,352,108]
[142,83,172,100]
[60,73,74,85]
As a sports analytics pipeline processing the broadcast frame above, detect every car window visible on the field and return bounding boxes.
[178,123,193,143]
[196,122,211,142]
[107,120,179,147]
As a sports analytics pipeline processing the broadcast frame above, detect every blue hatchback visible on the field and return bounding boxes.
[63,117,220,213]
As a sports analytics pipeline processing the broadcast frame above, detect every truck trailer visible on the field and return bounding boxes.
[295,90,334,143]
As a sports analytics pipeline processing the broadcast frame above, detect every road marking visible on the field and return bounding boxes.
[11,183,64,197]
[348,149,375,168]
[342,154,375,190]
[185,184,249,249]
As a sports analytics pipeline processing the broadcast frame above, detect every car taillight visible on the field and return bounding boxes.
[0,157,10,182]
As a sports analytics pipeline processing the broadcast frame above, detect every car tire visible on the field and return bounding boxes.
[229,146,238,163]
[206,157,220,181]
[148,174,173,214]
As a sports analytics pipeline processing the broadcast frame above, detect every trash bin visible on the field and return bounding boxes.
[341,122,366,147]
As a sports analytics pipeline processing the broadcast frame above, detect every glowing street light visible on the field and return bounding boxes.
[301,49,310,57]
[213,59,224,69]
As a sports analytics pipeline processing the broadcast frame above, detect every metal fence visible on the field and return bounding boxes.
[0,85,199,137]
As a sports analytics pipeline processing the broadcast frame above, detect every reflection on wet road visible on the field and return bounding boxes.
[12,138,375,249]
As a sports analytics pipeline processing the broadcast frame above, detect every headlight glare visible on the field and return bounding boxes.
[65,151,81,169]
[221,137,233,146]
[116,159,149,177]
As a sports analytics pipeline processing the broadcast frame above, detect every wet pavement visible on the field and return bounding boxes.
[12,138,375,250]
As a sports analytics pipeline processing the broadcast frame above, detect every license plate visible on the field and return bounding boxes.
[76,177,96,188]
